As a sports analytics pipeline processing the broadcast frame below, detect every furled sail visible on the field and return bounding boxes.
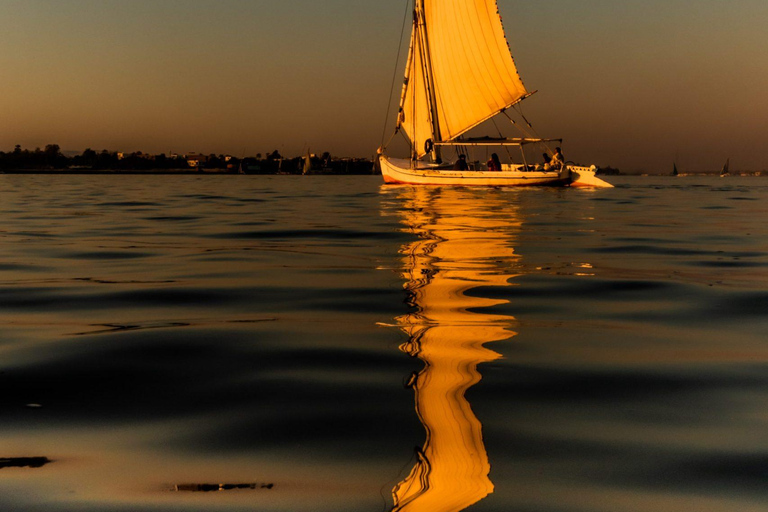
[400,23,434,160]
[399,0,529,158]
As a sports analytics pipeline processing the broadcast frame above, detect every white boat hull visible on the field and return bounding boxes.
[379,156,612,188]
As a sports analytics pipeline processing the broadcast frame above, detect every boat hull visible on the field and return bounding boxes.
[379,156,612,188]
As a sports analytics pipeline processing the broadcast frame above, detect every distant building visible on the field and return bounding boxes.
[134,151,154,160]
[117,151,154,161]
[185,153,209,168]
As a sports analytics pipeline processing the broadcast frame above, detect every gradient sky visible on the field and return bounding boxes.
[1,0,766,172]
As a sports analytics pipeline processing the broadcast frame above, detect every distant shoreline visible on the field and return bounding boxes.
[0,145,377,175]
[2,168,251,175]
[0,168,380,176]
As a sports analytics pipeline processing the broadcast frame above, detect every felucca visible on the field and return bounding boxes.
[378,0,612,188]
[720,158,730,177]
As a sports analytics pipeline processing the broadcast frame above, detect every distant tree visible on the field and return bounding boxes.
[172,155,188,168]
[44,144,62,168]
[81,148,97,166]
[206,154,224,169]
[95,150,118,169]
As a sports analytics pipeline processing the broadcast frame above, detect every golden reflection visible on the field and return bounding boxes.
[386,187,521,512]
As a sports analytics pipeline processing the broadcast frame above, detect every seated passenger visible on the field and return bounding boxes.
[453,154,469,171]
[551,147,565,168]
[487,153,502,172]
[540,152,552,170]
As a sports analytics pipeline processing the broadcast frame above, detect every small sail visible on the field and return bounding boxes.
[721,158,730,176]
[401,24,434,159]
[400,0,530,158]
[672,163,678,176]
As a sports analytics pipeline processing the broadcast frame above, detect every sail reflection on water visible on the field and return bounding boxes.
[384,187,521,512]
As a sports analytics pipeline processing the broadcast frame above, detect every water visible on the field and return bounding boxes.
[1,174,767,512]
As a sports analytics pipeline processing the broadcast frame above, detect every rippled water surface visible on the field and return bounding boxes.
[1,175,767,512]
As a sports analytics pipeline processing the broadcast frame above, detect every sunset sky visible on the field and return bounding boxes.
[1,0,766,172]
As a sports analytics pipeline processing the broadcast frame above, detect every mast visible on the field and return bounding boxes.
[415,0,442,163]
[396,7,418,162]
[721,158,730,176]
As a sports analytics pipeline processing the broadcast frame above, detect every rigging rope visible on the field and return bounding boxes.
[503,108,555,156]
[380,0,412,151]
[491,117,514,162]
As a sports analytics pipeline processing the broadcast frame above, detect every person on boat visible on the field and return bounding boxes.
[453,154,469,171]
[487,153,502,172]
[551,147,564,169]
[537,153,552,171]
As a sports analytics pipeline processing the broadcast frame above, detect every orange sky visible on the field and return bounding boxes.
[1,0,766,172]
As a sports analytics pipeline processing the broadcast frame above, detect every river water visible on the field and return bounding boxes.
[1,174,767,512]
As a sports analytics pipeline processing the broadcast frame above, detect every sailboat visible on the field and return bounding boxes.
[302,150,313,176]
[720,158,730,177]
[378,0,612,188]
[672,163,679,176]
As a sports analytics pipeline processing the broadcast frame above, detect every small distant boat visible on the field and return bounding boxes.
[301,150,334,175]
[672,163,679,176]
[720,158,730,177]
[302,151,312,176]
[377,0,612,188]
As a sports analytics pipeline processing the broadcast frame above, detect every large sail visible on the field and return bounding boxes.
[400,0,529,158]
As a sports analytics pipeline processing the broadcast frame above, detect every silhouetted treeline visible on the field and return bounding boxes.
[596,166,622,176]
[0,145,377,175]
[0,145,191,171]
[0,145,70,170]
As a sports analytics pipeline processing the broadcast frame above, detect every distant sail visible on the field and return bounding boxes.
[303,151,312,175]
[672,163,678,176]
[400,0,529,157]
[721,158,730,176]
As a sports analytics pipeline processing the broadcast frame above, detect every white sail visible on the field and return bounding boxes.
[400,0,529,158]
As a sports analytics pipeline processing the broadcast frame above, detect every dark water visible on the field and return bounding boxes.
[1,175,767,512]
